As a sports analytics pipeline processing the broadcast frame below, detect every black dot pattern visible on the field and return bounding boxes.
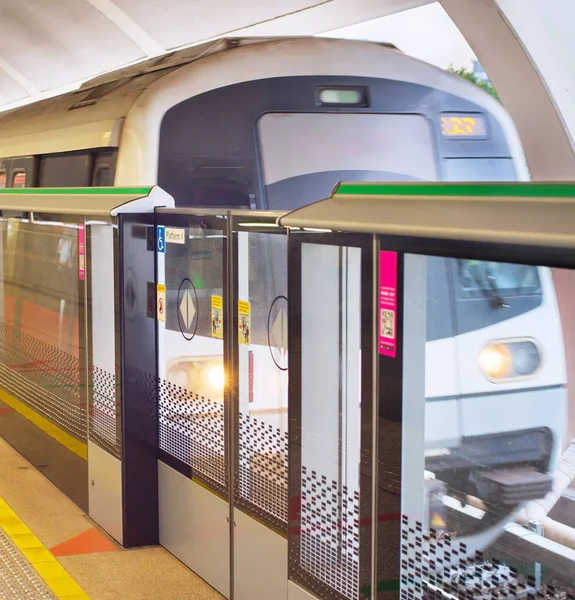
[235,412,288,529]
[89,366,120,458]
[400,515,575,599]
[158,377,226,493]
[0,321,85,442]
[299,466,360,600]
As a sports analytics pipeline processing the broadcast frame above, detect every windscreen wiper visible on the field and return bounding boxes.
[482,263,510,309]
[461,260,510,309]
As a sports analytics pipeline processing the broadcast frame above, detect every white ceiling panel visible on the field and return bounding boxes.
[112,0,328,49]
[0,68,29,106]
[0,0,429,113]
[0,0,145,91]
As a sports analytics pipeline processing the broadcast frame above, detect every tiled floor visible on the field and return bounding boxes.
[0,438,223,600]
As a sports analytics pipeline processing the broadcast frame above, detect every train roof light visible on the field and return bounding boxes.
[317,87,368,107]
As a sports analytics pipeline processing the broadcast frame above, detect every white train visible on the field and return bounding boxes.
[0,36,565,553]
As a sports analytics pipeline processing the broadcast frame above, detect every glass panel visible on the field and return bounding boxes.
[400,254,575,598]
[258,113,437,209]
[235,229,288,529]
[0,172,6,188]
[0,215,87,509]
[87,222,120,458]
[293,241,362,600]
[158,218,227,494]
[442,157,517,182]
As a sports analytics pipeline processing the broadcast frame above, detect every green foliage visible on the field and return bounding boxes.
[447,65,500,102]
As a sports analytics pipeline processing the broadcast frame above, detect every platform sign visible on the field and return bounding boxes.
[378,250,397,357]
[165,227,186,244]
[211,295,223,339]
[78,224,85,281]
[238,300,251,346]
[157,283,166,322]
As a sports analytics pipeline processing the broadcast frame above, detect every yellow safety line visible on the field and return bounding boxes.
[0,496,91,599]
[0,389,88,460]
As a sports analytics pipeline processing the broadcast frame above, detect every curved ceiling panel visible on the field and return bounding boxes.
[0,0,431,113]
[0,0,145,91]
[112,0,328,49]
[0,67,29,105]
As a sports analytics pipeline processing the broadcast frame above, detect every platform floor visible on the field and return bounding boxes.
[0,438,223,600]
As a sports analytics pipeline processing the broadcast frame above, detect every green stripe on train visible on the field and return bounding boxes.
[0,187,152,195]
[335,182,575,198]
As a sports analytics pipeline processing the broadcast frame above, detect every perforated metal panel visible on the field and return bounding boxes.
[0,321,85,442]
[158,377,226,493]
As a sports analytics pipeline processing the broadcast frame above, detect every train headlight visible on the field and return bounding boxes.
[167,357,225,399]
[479,339,541,381]
[479,343,512,379]
[204,362,225,395]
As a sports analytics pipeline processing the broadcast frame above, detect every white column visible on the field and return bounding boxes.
[439,0,575,180]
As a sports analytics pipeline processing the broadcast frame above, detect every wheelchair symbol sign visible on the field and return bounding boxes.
[157,226,165,253]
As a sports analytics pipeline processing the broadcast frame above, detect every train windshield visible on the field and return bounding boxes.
[258,112,438,210]
[456,260,541,299]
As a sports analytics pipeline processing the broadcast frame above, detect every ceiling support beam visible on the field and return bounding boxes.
[0,56,40,98]
[84,0,165,57]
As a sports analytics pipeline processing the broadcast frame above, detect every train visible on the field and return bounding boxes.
[0,36,566,558]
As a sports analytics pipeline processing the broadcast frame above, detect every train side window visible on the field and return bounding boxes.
[0,171,6,188]
[12,171,26,188]
[38,152,92,187]
[92,164,113,187]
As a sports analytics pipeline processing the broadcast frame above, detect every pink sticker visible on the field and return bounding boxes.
[378,250,397,357]
[78,224,85,281]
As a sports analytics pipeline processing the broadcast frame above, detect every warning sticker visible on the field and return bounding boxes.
[157,283,166,322]
[238,300,251,346]
[211,295,223,339]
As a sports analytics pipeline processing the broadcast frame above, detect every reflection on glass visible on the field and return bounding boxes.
[2,219,80,360]
[166,356,225,400]
[400,255,575,598]
[0,217,85,507]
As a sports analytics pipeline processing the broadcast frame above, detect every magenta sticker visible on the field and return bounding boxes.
[78,224,85,281]
[378,250,397,357]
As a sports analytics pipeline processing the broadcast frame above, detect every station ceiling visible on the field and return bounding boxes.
[0,0,430,112]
